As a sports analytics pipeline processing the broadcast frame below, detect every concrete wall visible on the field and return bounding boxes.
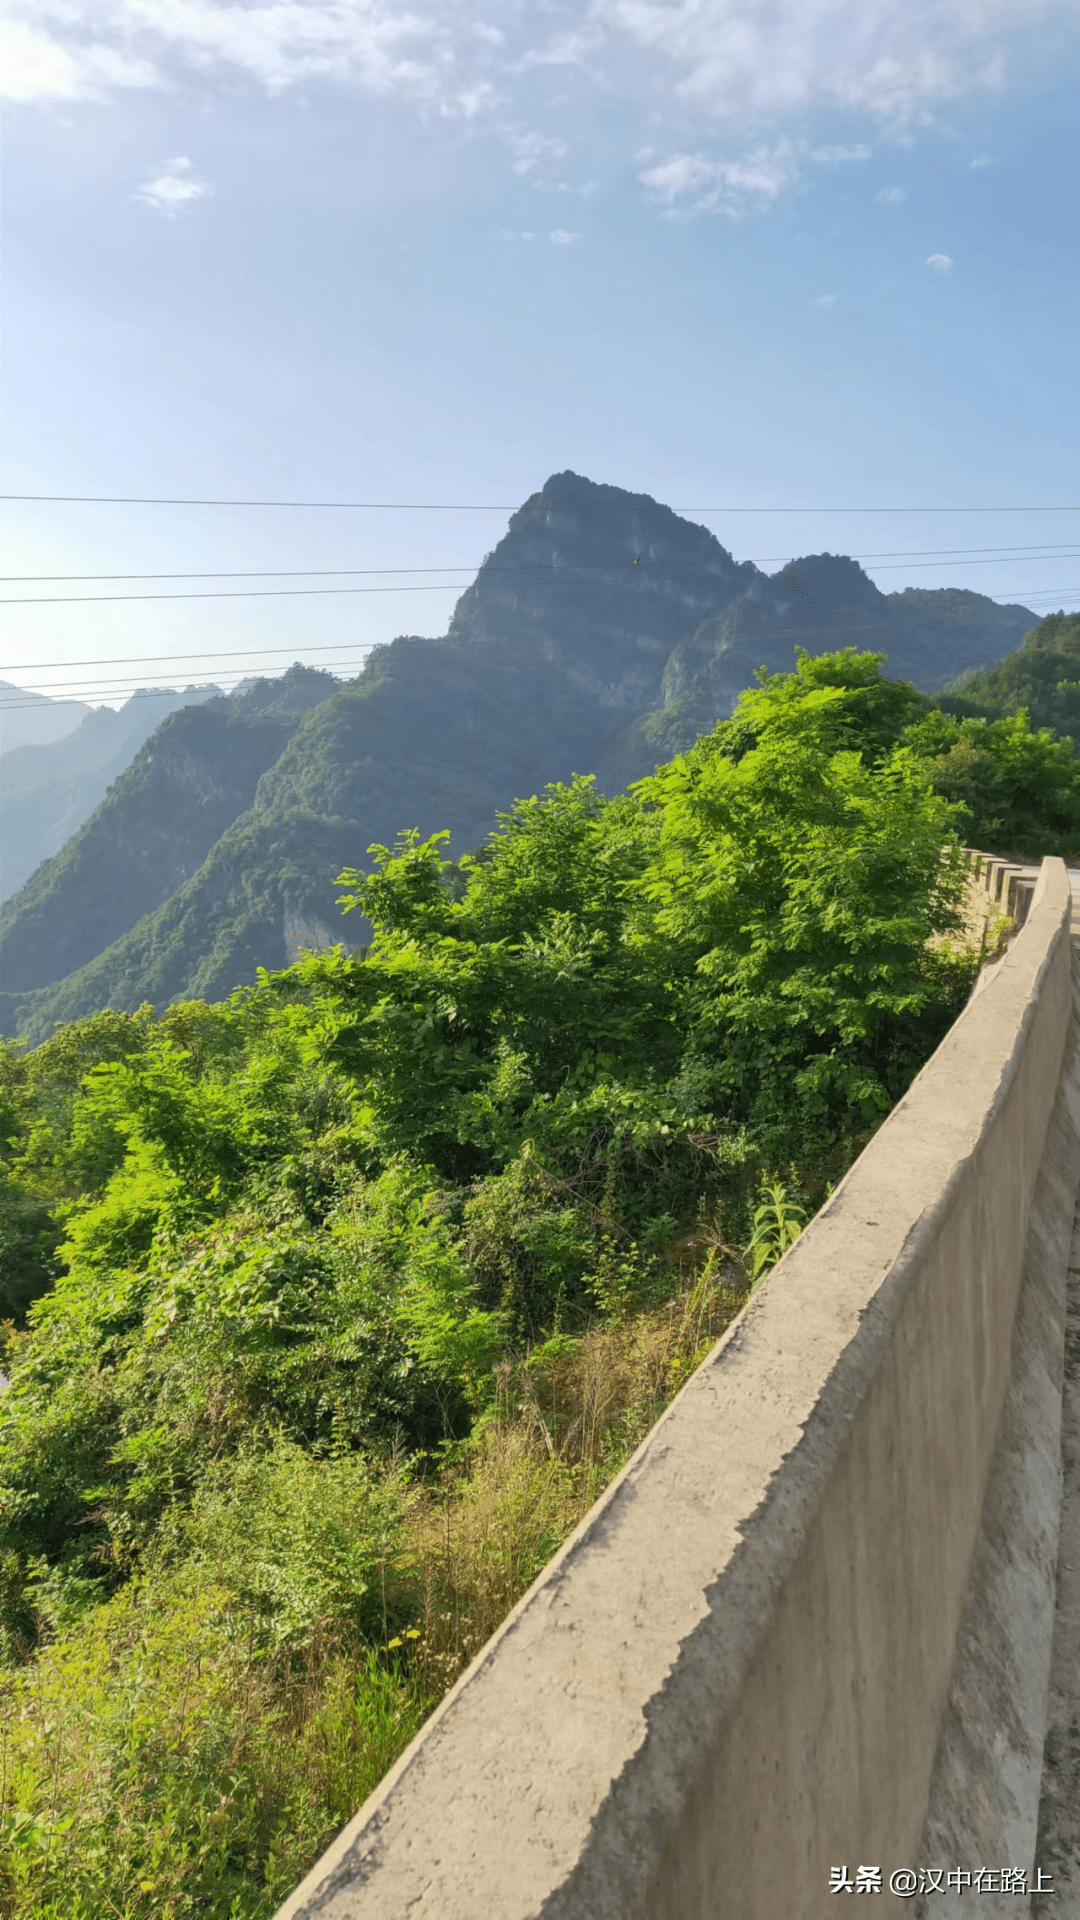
[967,850,1040,929]
[276,858,1077,1920]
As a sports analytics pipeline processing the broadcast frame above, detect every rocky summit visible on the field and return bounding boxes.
[0,471,1036,1042]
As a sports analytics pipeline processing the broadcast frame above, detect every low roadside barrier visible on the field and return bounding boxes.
[276,857,1080,1920]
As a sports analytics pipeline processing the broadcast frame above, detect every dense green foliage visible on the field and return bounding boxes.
[0,686,222,910]
[0,473,1034,1045]
[941,611,1080,736]
[0,650,998,1916]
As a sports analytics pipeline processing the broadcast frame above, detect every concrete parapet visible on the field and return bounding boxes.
[276,859,1078,1920]
[996,866,1036,922]
[965,848,1038,934]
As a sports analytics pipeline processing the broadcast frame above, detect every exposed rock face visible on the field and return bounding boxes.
[0,667,339,996]
[448,469,756,711]
[0,476,1036,1042]
[0,686,221,907]
[282,911,337,964]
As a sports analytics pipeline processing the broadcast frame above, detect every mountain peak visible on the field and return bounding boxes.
[448,472,754,711]
[766,553,884,611]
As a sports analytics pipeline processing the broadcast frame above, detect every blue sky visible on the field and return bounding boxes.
[2,0,1079,707]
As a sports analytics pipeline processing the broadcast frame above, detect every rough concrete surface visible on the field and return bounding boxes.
[273,861,1077,1920]
[912,935,1080,1917]
[1031,1196,1080,1916]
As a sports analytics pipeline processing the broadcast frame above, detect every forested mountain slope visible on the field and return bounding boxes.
[938,610,1080,736]
[0,666,339,999]
[0,472,1036,1041]
[595,558,1042,789]
[0,685,221,905]
[0,681,90,756]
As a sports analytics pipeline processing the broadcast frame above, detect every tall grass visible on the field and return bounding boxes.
[0,1255,748,1918]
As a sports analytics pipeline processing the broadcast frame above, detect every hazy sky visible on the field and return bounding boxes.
[2,0,1079,706]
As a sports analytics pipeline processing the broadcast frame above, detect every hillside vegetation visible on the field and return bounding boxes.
[0,686,222,908]
[941,610,1080,739]
[0,667,341,1006]
[0,472,1036,1043]
[0,648,1071,1918]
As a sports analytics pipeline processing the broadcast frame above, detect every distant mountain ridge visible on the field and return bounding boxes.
[0,684,223,905]
[0,472,1037,1043]
[0,681,90,757]
[0,665,340,1002]
[935,609,1080,737]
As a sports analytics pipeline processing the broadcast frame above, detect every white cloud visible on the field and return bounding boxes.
[812,292,838,309]
[876,185,907,202]
[510,129,570,176]
[0,0,1073,220]
[640,143,797,216]
[0,15,153,101]
[497,227,535,240]
[548,227,579,243]
[971,152,997,168]
[517,26,603,72]
[8,0,1075,121]
[452,80,497,120]
[810,143,872,164]
[926,251,954,270]
[593,0,1069,128]
[0,0,460,105]
[136,156,213,213]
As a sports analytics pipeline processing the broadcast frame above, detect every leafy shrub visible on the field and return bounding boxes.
[0,648,1002,1916]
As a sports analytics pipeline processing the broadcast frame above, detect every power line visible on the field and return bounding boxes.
[3,543,1080,587]
[8,599,1079,710]
[1,491,1080,513]
[865,553,1080,572]
[0,564,495,584]
[2,553,1079,612]
[0,577,559,609]
[0,666,363,711]
[757,544,1080,563]
[0,637,378,674]
[0,670,362,712]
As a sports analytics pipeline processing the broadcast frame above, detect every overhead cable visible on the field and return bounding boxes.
[2,545,1080,590]
[8,601,1080,710]
[2,491,1080,513]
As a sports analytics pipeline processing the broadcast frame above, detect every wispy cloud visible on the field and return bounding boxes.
[0,0,1072,217]
[510,129,569,177]
[548,227,579,243]
[0,14,153,102]
[926,251,954,270]
[640,144,797,216]
[812,292,838,309]
[136,156,213,214]
[592,0,1059,126]
[811,144,872,165]
[0,0,457,104]
[876,185,907,203]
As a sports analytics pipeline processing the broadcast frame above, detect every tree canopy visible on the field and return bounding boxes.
[0,645,1070,1918]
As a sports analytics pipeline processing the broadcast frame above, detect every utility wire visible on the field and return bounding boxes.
[3,553,1080,610]
[0,577,569,609]
[8,600,1079,710]
[3,543,1080,587]
[0,564,500,583]
[2,491,1080,512]
[0,637,379,674]
[0,670,364,711]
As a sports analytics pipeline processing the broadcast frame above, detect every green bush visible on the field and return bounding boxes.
[0,648,1005,1916]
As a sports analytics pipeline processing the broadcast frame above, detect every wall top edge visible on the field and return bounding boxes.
[275,859,1074,1920]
